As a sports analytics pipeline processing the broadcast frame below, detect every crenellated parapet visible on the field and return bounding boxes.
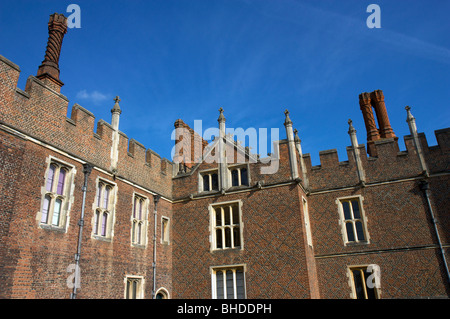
[171,100,449,199]
[0,54,173,198]
[302,127,449,192]
[1,17,448,203]
[2,11,449,300]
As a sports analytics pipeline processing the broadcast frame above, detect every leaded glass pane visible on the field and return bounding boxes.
[56,169,66,195]
[226,270,234,299]
[351,200,361,219]
[342,201,351,220]
[41,195,51,223]
[346,222,355,242]
[52,198,62,226]
[46,164,56,192]
[216,271,224,299]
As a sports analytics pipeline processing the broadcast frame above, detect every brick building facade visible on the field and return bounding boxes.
[0,13,448,299]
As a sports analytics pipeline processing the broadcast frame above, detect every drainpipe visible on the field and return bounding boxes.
[71,163,93,299]
[419,180,450,286]
[152,194,160,299]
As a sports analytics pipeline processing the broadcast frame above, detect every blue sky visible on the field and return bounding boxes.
[1,0,449,165]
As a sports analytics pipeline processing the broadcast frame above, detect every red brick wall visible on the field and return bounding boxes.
[0,54,174,298]
[1,51,449,299]
[0,121,171,299]
[172,184,318,299]
[316,248,447,299]
[0,129,26,298]
[308,161,449,298]
[0,55,173,199]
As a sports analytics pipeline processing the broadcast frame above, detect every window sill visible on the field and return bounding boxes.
[345,240,369,247]
[39,223,66,233]
[200,189,220,194]
[92,235,112,243]
[212,247,243,253]
[201,185,250,194]
[131,243,146,249]
[228,185,250,191]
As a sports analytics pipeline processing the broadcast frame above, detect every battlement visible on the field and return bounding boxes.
[172,116,293,199]
[0,54,173,198]
[171,99,449,198]
[2,47,449,199]
[301,128,449,191]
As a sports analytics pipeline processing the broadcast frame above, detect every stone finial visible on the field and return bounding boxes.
[348,119,356,134]
[405,106,415,122]
[110,96,122,131]
[36,13,68,85]
[218,107,226,123]
[294,129,301,143]
[405,106,428,176]
[284,109,293,126]
[111,96,122,114]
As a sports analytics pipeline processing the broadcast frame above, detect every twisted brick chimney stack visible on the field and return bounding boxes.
[359,90,397,157]
[36,13,68,90]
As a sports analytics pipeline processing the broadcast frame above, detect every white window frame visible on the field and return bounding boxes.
[92,177,117,240]
[228,164,250,187]
[131,193,149,247]
[209,200,244,252]
[124,275,145,299]
[347,264,381,299]
[211,264,247,299]
[38,156,76,231]
[161,216,170,245]
[336,195,369,245]
[199,168,219,192]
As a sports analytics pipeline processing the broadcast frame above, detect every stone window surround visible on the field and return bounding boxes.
[199,168,219,192]
[209,199,244,252]
[336,195,370,246]
[161,216,170,245]
[347,264,381,299]
[124,275,145,299]
[210,264,247,299]
[131,192,149,247]
[91,176,117,241]
[228,163,250,188]
[38,156,76,232]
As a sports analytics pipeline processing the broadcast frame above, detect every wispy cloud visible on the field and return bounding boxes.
[374,29,450,66]
[76,89,109,105]
[250,0,450,66]
[310,2,450,66]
